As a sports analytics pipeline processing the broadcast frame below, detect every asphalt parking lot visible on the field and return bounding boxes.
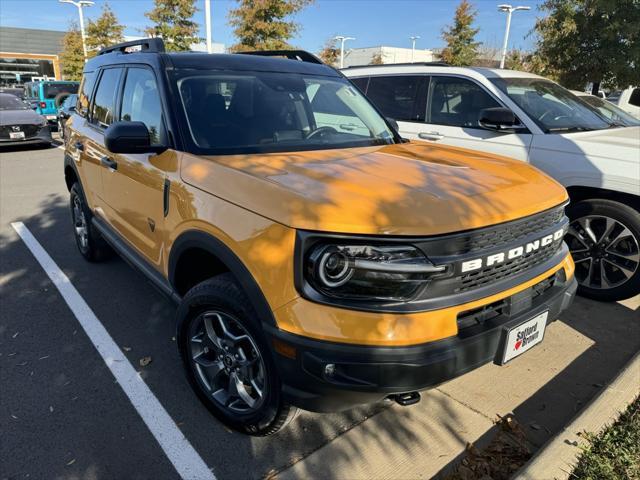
[1,140,639,480]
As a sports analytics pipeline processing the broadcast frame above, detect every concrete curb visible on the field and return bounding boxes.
[514,350,640,480]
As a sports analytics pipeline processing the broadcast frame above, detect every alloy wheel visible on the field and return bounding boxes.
[188,311,266,413]
[72,195,89,251]
[565,215,640,290]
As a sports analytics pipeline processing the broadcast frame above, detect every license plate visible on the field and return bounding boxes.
[46,115,56,120]
[501,311,548,364]
[9,131,25,139]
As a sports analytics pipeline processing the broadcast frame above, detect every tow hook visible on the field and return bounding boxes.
[392,391,421,406]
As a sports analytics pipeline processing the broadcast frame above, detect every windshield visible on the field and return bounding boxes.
[0,94,30,110]
[490,78,614,133]
[43,83,79,99]
[579,95,640,127]
[176,70,395,154]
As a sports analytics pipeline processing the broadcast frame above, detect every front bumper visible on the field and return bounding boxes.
[0,126,52,147]
[269,271,577,412]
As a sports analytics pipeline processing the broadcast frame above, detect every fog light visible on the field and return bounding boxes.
[324,363,336,377]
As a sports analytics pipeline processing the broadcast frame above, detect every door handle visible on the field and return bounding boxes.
[101,156,118,171]
[74,141,84,151]
[418,131,444,141]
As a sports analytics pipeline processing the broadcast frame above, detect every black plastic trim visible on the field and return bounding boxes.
[91,216,181,304]
[168,230,277,327]
[163,179,170,217]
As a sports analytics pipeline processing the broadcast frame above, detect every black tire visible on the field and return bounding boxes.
[69,183,112,262]
[176,274,297,436]
[566,198,640,301]
[54,92,70,109]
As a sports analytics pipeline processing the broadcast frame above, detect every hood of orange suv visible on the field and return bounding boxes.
[181,142,568,236]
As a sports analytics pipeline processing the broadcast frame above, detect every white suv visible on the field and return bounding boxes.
[343,65,640,301]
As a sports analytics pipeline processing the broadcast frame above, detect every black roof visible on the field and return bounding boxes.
[86,39,339,77]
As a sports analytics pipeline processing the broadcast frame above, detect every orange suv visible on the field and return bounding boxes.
[64,39,576,435]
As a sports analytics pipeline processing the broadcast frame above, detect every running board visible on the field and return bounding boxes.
[91,216,181,304]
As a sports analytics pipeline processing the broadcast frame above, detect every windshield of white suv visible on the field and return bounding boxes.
[176,70,396,154]
[490,78,617,133]
[578,95,640,127]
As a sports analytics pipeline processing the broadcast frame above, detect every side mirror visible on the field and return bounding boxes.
[386,117,399,132]
[479,107,525,132]
[105,121,166,154]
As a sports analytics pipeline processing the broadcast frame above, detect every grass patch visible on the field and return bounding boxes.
[572,395,640,480]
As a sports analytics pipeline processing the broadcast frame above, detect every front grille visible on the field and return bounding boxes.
[454,240,561,293]
[0,124,41,139]
[463,207,565,254]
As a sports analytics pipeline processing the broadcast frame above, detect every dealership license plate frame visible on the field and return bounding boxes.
[499,311,548,365]
[9,131,25,140]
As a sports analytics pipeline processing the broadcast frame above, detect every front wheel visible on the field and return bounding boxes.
[565,198,640,301]
[177,274,297,436]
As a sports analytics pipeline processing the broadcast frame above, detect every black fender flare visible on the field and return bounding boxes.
[169,230,277,328]
[63,154,82,192]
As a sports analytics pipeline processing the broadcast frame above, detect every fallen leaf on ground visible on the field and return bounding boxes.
[139,356,152,367]
[66,459,76,466]
[123,346,132,352]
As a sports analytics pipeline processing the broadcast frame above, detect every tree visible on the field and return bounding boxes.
[318,37,339,66]
[59,23,84,81]
[533,0,640,93]
[228,0,313,52]
[440,0,481,66]
[86,2,124,53]
[370,52,383,65]
[505,49,527,71]
[145,0,200,52]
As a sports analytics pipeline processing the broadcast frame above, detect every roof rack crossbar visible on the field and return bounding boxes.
[238,50,324,65]
[98,38,165,56]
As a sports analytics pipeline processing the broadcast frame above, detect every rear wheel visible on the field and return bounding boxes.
[565,199,640,301]
[177,274,297,436]
[69,183,112,262]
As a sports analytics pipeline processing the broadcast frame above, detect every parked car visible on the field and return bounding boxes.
[344,65,640,301]
[0,93,52,147]
[23,80,79,128]
[64,39,577,435]
[571,90,640,127]
[56,93,78,140]
[606,87,640,119]
[0,86,25,98]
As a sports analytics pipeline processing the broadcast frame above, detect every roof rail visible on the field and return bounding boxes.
[342,61,450,69]
[98,38,165,56]
[237,50,324,65]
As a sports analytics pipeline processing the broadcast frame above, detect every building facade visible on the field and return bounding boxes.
[343,46,436,67]
[0,27,65,85]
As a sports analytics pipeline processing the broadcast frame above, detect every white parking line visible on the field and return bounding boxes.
[11,222,216,480]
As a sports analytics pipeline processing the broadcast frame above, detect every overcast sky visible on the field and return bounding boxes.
[0,0,544,52]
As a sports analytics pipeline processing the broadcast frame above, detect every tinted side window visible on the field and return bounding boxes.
[91,68,121,127]
[120,68,165,144]
[76,71,96,117]
[428,76,500,128]
[350,77,369,93]
[629,88,640,107]
[366,76,427,122]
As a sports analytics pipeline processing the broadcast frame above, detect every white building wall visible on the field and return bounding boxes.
[343,46,435,67]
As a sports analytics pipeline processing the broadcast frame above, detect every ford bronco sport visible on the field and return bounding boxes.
[64,39,577,436]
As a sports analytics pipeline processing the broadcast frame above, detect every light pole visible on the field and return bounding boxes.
[409,35,420,63]
[204,0,213,53]
[498,4,530,69]
[59,0,94,61]
[334,35,355,69]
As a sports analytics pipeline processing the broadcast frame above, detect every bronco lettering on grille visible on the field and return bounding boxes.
[460,228,565,273]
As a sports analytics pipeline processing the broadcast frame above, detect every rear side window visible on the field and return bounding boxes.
[120,68,165,145]
[428,76,500,128]
[365,75,428,122]
[630,88,640,107]
[350,77,369,93]
[76,71,96,117]
[91,68,122,128]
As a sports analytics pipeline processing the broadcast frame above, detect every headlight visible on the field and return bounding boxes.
[305,244,445,302]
